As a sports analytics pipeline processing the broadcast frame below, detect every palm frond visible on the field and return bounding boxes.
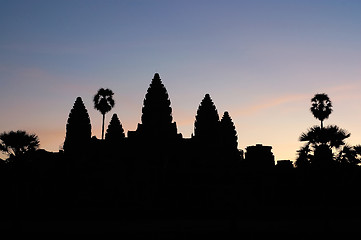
[310,93,333,122]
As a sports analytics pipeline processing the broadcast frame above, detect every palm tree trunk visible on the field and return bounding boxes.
[102,114,105,140]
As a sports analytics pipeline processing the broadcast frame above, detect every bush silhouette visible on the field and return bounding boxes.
[0,130,39,160]
[335,144,361,166]
[295,143,312,168]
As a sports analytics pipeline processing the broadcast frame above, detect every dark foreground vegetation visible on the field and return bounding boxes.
[1,151,361,234]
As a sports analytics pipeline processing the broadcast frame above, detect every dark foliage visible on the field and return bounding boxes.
[336,144,361,166]
[0,130,39,159]
[297,92,357,168]
[310,93,332,128]
[93,88,115,140]
[295,143,312,168]
[299,125,350,149]
[93,88,115,115]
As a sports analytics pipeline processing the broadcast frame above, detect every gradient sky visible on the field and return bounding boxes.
[1,0,361,161]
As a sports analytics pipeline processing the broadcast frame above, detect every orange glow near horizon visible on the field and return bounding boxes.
[11,83,360,164]
[1,1,361,163]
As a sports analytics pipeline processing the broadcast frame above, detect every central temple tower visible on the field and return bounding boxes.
[129,73,181,141]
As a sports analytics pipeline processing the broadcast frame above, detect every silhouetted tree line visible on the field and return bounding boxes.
[1,73,361,233]
[295,93,361,168]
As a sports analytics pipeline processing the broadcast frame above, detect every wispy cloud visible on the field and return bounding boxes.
[230,81,361,118]
[234,94,309,117]
[326,82,361,100]
[326,83,357,93]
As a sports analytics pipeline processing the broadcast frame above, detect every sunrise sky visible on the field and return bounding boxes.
[1,0,361,161]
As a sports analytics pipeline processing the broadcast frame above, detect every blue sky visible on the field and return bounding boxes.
[1,0,361,160]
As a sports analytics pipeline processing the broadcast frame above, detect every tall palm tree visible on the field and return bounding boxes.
[93,88,115,140]
[310,93,332,129]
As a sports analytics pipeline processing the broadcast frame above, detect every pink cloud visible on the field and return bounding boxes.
[234,94,309,117]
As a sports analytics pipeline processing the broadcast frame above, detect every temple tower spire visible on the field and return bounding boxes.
[131,73,179,140]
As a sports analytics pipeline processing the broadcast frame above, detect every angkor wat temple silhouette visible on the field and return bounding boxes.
[64,73,275,169]
[2,73,361,233]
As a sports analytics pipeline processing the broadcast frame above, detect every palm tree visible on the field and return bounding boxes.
[336,144,361,166]
[299,125,350,150]
[310,93,332,129]
[295,143,312,168]
[93,88,115,140]
[299,125,350,166]
[0,130,39,159]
